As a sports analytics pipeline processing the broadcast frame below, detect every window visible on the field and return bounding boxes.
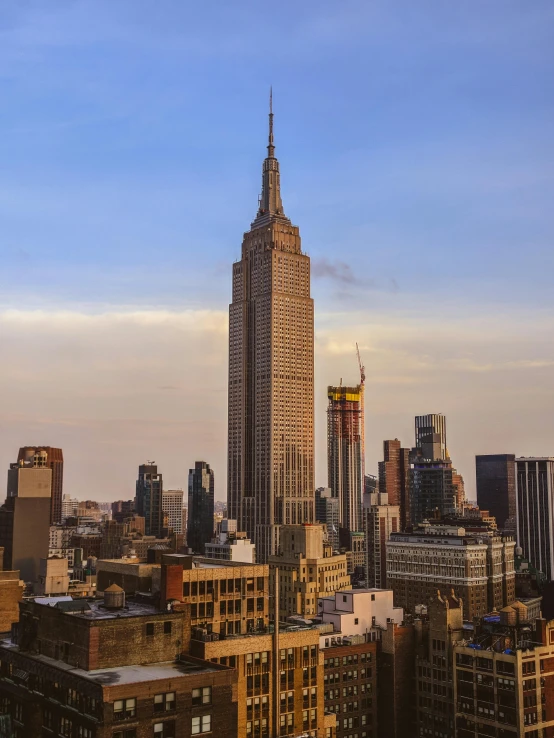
[164,621,172,635]
[154,692,176,712]
[146,623,155,636]
[191,715,212,734]
[113,731,136,738]
[354,618,359,625]
[192,687,212,706]
[114,698,136,720]
[154,722,175,738]
[60,717,72,737]
[77,728,95,738]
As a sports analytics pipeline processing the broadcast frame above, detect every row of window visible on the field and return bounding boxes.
[324,653,372,667]
[114,688,211,721]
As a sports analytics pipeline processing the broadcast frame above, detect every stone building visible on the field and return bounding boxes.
[268,524,350,619]
[227,95,315,563]
[362,491,399,589]
[386,522,515,619]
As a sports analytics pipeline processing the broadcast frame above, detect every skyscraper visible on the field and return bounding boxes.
[476,453,516,530]
[136,463,163,537]
[0,449,52,582]
[327,384,364,534]
[17,446,63,524]
[516,457,554,580]
[227,93,315,562]
[414,414,447,460]
[315,487,340,551]
[187,461,214,555]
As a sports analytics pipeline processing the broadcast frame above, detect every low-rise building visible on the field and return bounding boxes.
[317,588,404,644]
[204,519,255,563]
[0,590,237,738]
[454,603,554,737]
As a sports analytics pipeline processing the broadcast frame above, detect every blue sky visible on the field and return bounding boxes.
[0,1,553,500]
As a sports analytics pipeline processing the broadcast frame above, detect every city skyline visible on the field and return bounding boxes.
[1,1,553,501]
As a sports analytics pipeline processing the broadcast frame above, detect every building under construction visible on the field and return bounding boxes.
[327,383,365,534]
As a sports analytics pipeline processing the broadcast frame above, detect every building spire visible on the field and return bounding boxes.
[252,88,287,227]
[268,86,275,158]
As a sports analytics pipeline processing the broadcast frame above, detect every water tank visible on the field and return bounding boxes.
[104,583,125,609]
[499,606,517,627]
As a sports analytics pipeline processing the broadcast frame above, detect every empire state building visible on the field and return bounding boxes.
[227,95,315,562]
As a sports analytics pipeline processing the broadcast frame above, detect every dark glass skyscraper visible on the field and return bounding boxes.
[516,457,554,580]
[476,454,516,530]
[187,461,214,555]
[136,463,163,537]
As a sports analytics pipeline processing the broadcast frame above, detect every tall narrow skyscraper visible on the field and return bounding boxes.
[136,463,163,537]
[476,454,516,530]
[188,461,215,555]
[227,94,315,562]
[414,414,447,460]
[327,384,364,533]
[516,457,554,580]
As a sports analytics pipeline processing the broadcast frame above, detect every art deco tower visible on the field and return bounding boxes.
[228,94,315,562]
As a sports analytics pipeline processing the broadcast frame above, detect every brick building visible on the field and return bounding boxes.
[323,637,377,738]
[378,619,416,738]
[0,590,237,738]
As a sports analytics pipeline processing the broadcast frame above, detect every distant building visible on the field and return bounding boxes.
[204,519,255,563]
[387,521,516,619]
[363,491,399,589]
[162,489,184,534]
[315,487,340,551]
[36,556,70,596]
[327,384,364,535]
[414,413,447,460]
[269,524,350,619]
[111,498,135,523]
[378,439,410,529]
[136,463,163,537]
[17,446,63,524]
[0,450,52,582]
[516,457,554,581]
[187,462,215,555]
[61,494,78,522]
[476,453,516,531]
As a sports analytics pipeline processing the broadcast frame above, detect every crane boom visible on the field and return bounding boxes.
[356,342,365,385]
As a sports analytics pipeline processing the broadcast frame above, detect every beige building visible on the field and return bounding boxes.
[363,491,399,588]
[269,524,350,619]
[227,95,315,563]
[386,522,515,619]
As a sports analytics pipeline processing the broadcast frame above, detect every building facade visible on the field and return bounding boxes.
[204,520,255,563]
[454,606,554,737]
[386,523,515,620]
[516,457,554,581]
[362,491,399,589]
[0,452,52,582]
[378,439,410,530]
[476,454,516,531]
[315,488,340,552]
[17,446,63,524]
[227,97,315,563]
[327,384,364,535]
[187,462,214,555]
[162,489,184,534]
[414,414,447,461]
[269,525,350,620]
[136,463,163,537]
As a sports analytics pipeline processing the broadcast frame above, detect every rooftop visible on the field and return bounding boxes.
[0,640,219,685]
[30,596,163,621]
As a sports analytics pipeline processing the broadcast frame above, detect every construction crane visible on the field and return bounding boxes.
[356,342,365,385]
